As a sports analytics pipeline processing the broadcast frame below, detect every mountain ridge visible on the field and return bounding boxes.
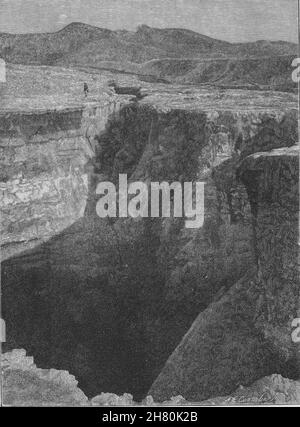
[0,22,296,64]
[0,22,297,90]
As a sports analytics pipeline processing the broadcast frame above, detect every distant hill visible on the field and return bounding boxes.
[141,55,297,91]
[0,23,297,90]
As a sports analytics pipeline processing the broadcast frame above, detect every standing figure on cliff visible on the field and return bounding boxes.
[84,82,89,97]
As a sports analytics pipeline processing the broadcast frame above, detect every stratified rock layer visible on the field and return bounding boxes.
[0,101,123,260]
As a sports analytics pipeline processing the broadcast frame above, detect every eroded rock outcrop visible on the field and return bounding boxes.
[2,350,299,406]
[1,349,88,406]
[149,145,299,402]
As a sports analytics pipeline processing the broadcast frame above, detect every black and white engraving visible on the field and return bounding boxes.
[0,0,299,407]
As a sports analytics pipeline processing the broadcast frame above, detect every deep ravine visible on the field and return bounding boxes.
[1,95,299,401]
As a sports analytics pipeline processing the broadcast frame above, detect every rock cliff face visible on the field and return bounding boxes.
[239,147,299,359]
[1,86,299,402]
[0,101,122,260]
[149,145,299,401]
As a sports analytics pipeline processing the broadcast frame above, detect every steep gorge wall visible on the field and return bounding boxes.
[239,147,299,359]
[0,101,122,260]
[96,104,297,324]
[91,104,298,397]
[149,146,299,402]
[1,100,298,402]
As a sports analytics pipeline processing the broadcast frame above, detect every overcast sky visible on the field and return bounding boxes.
[0,0,298,43]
